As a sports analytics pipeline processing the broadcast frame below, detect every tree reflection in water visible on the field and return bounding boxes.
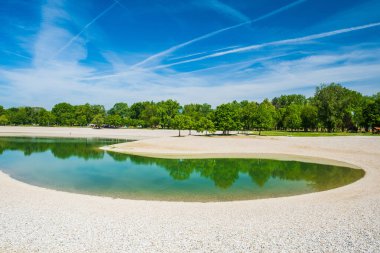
[0,137,123,160]
[123,155,364,190]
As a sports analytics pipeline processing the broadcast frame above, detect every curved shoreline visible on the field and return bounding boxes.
[0,127,379,252]
[0,153,365,203]
[102,146,362,169]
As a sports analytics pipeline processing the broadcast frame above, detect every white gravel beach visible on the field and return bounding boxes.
[0,126,379,252]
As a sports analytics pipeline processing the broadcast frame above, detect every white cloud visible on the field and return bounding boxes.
[3,44,379,108]
[33,0,87,66]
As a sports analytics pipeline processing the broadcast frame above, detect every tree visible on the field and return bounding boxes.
[6,107,31,125]
[157,99,180,128]
[130,102,146,120]
[36,109,55,126]
[199,103,212,117]
[90,105,106,117]
[52,103,75,126]
[74,104,92,126]
[187,117,194,135]
[172,115,191,136]
[213,102,241,134]
[240,101,258,131]
[283,104,302,131]
[76,115,87,126]
[313,83,362,132]
[363,97,380,132]
[253,99,276,135]
[195,117,215,135]
[183,103,212,135]
[130,101,159,127]
[0,115,9,125]
[301,104,318,131]
[106,114,124,128]
[272,94,307,109]
[272,95,306,130]
[141,102,159,128]
[91,114,105,128]
[275,107,286,130]
[108,103,130,118]
[125,118,144,128]
[183,103,212,120]
[351,96,372,131]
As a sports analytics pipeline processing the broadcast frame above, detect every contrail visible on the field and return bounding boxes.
[168,45,239,61]
[52,1,118,58]
[81,53,292,81]
[251,0,307,23]
[82,21,380,81]
[132,0,307,68]
[3,50,32,60]
[113,0,128,10]
[155,22,380,68]
[175,53,294,74]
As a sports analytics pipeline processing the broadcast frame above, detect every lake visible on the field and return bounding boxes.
[0,137,364,201]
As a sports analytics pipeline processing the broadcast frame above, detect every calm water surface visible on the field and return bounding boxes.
[0,137,364,201]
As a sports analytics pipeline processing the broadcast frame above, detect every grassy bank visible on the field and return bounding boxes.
[248,131,377,137]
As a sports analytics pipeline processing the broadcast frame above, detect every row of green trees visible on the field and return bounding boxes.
[0,83,379,134]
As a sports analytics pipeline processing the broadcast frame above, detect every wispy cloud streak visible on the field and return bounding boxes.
[168,45,239,61]
[3,50,32,60]
[132,0,307,68]
[162,22,380,67]
[252,0,306,23]
[52,1,117,59]
[112,0,128,10]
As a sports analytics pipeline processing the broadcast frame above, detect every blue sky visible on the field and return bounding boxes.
[0,0,379,108]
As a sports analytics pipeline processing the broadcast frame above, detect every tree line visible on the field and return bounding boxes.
[0,83,379,135]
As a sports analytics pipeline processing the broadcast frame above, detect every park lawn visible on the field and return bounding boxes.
[248,130,376,137]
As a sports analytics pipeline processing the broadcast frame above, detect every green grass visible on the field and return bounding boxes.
[248,130,377,137]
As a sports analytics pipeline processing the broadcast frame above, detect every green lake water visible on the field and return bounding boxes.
[0,137,365,201]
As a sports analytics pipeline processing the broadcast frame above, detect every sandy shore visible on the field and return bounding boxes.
[0,126,179,140]
[0,127,380,252]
